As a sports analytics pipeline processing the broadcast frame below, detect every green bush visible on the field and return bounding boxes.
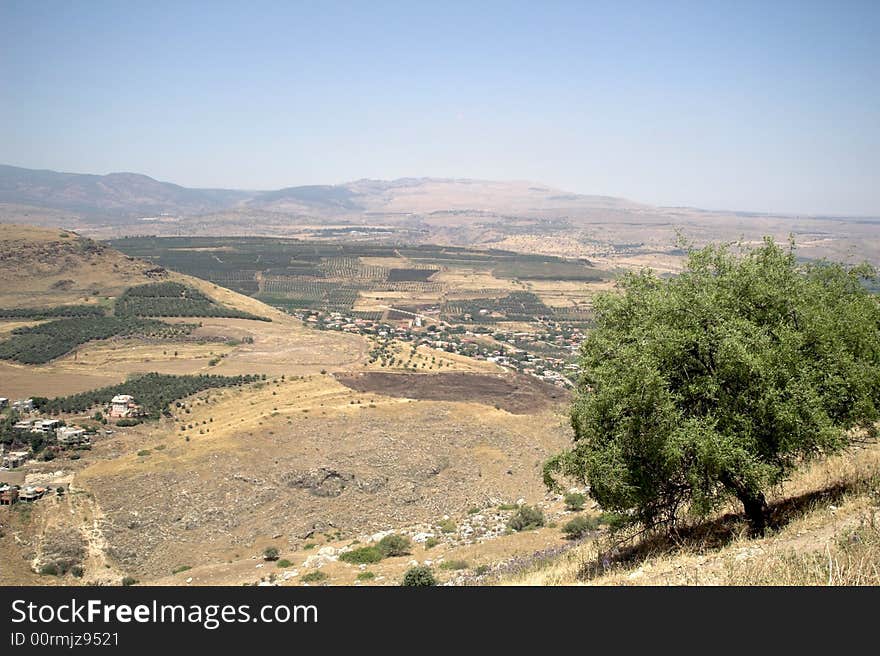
[599,512,631,531]
[564,492,586,511]
[436,518,456,533]
[562,515,599,539]
[276,559,292,568]
[70,565,84,578]
[172,565,191,574]
[339,546,383,564]
[377,534,411,557]
[507,505,545,532]
[301,570,327,583]
[39,564,59,576]
[438,559,468,570]
[121,576,138,586]
[356,571,375,581]
[424,537,439,550]
[263,547,279,561]
[401,566,436,587]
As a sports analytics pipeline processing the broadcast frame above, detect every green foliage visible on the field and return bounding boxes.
[300,570,327,583]
[0,305,105,319]
[38,372,259,419]
[0,316,194,364]
[546,239,880,533]
[598,512,631,531]
[39,564,59,576]
[121,576,138,586]
[562,515,599,539]
[436,518,456,533]
[377,534,411,557]
[172,565,191,574]
[276,559,292,568]
[117,419,142,427]
[564,492,586,511]
[423,537,439,550]
[507,505,545,532]
[263,546,279,561]
[339,546,384,564]
[115,282,269,321]
[438,559,468,570]
[356,571,375,581]
[401,566,436,587]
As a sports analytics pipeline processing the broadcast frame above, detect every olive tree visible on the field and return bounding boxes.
[545,238,880,535]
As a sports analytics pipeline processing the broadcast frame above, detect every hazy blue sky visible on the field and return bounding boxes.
[1,1,878,215]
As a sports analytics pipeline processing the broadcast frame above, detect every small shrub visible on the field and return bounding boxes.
[424,537,439,550]
[439,559,468,570]
[564,492,586,511]
[136,450,150,457]
[339,546,383,564]
[263,546,280,561]
[562,515,599,539]
[40,564,59,576]
[356,571,375,581]
[303,543,316,550]
[70,565,84,578]
[497,503,519,511]
[599,512,631,531]
[301,570,327,583]
[121,576,138,586]
[436,518,456,533]
[276,559,292,568]
[474,564,491,576]
[377,534,411,557]
[401,565,436,587]
[507,505,545,532]
[172,565,191,574]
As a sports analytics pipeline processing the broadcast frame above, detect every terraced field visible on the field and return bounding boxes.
[109,236,610,325]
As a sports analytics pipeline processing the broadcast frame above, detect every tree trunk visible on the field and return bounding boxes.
[720,472,769,537]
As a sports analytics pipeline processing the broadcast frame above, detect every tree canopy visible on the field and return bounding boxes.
[544,238,880,534]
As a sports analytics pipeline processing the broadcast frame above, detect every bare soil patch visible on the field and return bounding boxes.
[334,371,568,414]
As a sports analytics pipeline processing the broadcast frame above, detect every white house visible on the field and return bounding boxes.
[12,399,34,413]
[109,395,142,418]
[56,426,88,447]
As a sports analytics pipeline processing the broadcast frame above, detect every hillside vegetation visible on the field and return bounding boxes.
[0,316,195,364]
[114,282,270,321]
[36,372,262,419]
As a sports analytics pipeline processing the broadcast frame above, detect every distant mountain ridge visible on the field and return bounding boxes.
[0,164,642,219]
[0,164,255,217]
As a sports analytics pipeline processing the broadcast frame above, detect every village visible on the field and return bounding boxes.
[289,309,585,388]
[0,393,143,505]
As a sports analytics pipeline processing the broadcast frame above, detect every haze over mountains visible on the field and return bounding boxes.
[1,163,878,269]
[0,163,643,219]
